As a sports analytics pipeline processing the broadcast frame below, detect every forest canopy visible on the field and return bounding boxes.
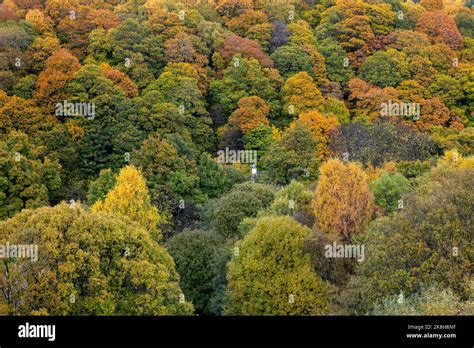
[0,0,473,316]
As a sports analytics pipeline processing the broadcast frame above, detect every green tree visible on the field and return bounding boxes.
[85,168,117,206]
[0,20,35,89]
[208,238,234,315]
[131,133,203,212]
[12,74,37,99]
[395,160,432,179]
[428,74,464,108]
[209,57,278,119]
[316,39,352,86]
[134,101,192,143]
[89,19,164,88]
[142,63,213,151]
[455,12,474,38]
[270,45,313,78]
[66,64,143,180]
[266,180,315,227]
[288,20,316,47]
[431,127,474,156]
[0,131,61,220]
[329,121,439,167]
[369,173,410,213]
[359,49,410,88]
[209,182,275,238]
[143,63,207,116]
[242,124,274,163]
[224,216,331,315]
[197,152,230,199]
[166,229,221,315]
[320,97,350,124]
[263,123,319,185]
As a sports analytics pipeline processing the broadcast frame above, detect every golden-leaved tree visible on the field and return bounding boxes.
[313,159,374,242]
[92,165,164,241]
[293,110,339,159]
[0,202,193,315]
[282,71,324,116]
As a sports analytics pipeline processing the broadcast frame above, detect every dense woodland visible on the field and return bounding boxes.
[0,0,473,315]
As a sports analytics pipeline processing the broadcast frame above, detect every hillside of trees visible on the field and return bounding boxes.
[0,0,473,315]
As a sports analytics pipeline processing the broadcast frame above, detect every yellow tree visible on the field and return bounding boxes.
[25,9,54,33]
[313,159,374,242]
[293,110,339,159]
[436,149,474,170]
[442,0,464,14]
[282,71,324,116]
[92,165,163,241]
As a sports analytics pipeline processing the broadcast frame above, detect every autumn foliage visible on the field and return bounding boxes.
[313,159,374,242]
[0,0,472,318]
